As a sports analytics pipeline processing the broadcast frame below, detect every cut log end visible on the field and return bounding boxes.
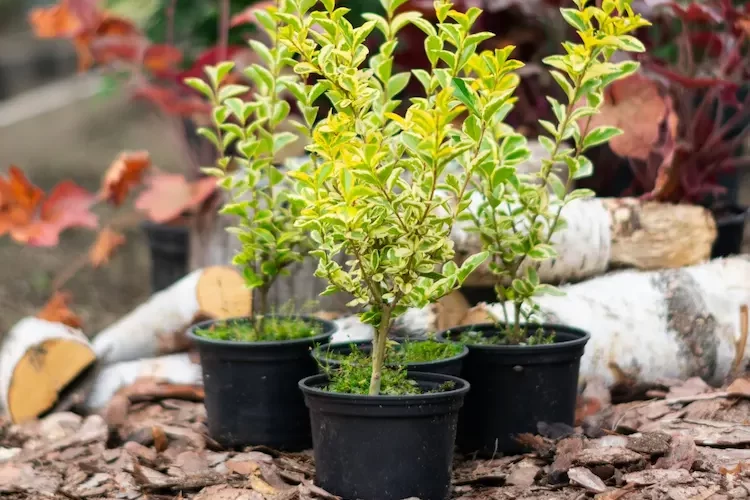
[1,319,97,424]
[196,265,253,319]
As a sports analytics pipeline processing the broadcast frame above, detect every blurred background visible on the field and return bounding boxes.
[1,0,750,333]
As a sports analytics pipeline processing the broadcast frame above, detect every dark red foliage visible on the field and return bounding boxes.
[615,1,750,205]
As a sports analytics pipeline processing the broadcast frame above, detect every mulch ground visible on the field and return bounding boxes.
[4,376,750,499]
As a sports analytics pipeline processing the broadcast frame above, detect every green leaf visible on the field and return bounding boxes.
[386,72,411,97]
[583,126,622,150]
[560,8,588,31]
[571,156,594,180]
[565,187,596,201]
[184,77,213,98]
[273,132,298,153]
[535,283,566,297]
[457,251,488,283]
[218,84,249,102]
[410,16,437,36]
[549,70,573,102]
[548,173,567,200]
[617,35,646,53]
[452,78,479,116]
[527,244,557,261]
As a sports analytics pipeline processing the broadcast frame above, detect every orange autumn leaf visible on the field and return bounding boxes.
[135,174,217,223]
[89,228,126,267]
[0,167,98,247]
[100,151,151,206]
[28,1,83,38]
[143,44,183,74]
[37,291,83,329]
[581,73,678,161]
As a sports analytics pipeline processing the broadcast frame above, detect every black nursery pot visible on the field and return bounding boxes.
[711,205,748,258]
[440,323,589,457]
[312,340,469,377]
[188,316,336,450]
[299,372,470,500]
[141,221,189,292]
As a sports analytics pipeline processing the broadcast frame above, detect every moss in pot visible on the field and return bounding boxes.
[185,21,338,450]
[312,337,468,376]
[448,0,649,457]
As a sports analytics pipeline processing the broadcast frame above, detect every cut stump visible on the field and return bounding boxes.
[0,318,96,424]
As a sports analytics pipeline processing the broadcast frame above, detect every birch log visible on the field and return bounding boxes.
[84,353,202,410]
[0,318,96,423]
[453,197,717,287]
[348,257,750,389]
[92,266,252,365]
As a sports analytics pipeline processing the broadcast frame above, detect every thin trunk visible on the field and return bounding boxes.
[255,284,270,336]
[368,306,393,396]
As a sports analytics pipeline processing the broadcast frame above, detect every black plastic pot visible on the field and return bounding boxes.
[141,221,189,292]
[312,340,469,377]
[711,205,747,258]
[188,316,336,450]
[299,372,470,500]
[439,323,590,457]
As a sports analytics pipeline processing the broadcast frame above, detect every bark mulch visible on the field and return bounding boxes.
[4,376,750,499]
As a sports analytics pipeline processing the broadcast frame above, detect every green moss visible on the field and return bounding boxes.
[394,339,464,363]
[322,348,456,395]
[321,339,463,365]
[195,316,321,342]
[458,327,555,346]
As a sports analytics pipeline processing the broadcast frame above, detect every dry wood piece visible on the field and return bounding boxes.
[623,469,693,486]
[568,467,608,493]
[574,447,645,467]
[0,318,96,424]
[92,266,252,365]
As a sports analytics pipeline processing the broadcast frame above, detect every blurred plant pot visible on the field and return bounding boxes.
[711,204,748,258]
[312,340,468,377]
[187,316,336,450]
[141,220,189,293]
[299,372,469,500]
[439,323,589,457]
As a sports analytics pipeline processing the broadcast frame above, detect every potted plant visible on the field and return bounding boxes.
[586,1,750,257]
[261,0,529,497]
[312,337,468,376]
[183,18,339,449]
[437,0,650,457]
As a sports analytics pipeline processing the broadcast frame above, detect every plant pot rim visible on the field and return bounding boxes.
[438,322,590,353]
[714,204,748,224]
[299,372,470,401]
[187,315,336,348]
[312,339,469,368]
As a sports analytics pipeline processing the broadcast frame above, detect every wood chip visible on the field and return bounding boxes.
[550,436,586,483]
[506,459,541,487]
[193,484,264,500]
[568,467,608,493]
[623,468,694,486]
[152,425,168,452]
[627,432,672,456]
[655,434,697,470]
[574,447,645,467]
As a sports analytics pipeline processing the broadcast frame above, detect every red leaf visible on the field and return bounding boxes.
[645,62,740,90]
[0,167,97,247]
[31,181,98,246]
[668,2,723,23]
[133,85,212,116]
[143,44,183,75]
[100,151,151,206]
[135,174,217,223]
[689,31,724,56]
